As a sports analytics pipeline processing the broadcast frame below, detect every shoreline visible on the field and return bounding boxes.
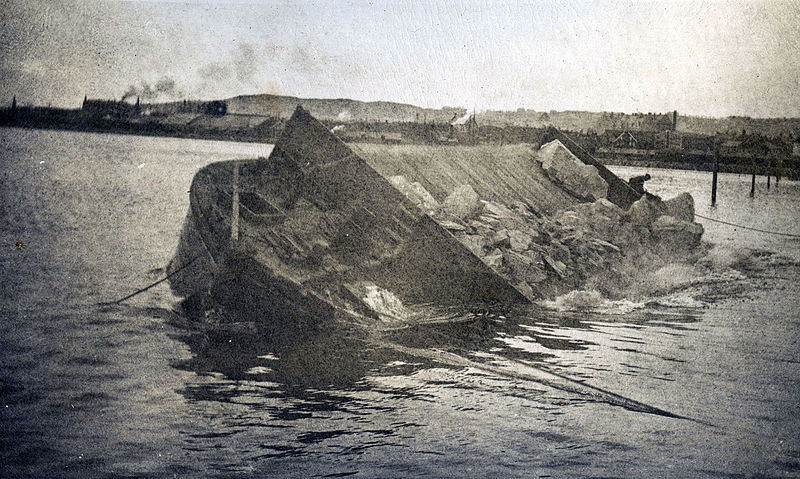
[2,121,796,179]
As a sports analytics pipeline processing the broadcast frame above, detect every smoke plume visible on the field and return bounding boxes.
[121,77,184,102]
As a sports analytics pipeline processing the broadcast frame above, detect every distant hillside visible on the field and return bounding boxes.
[479,108,799,138]
[62,92,800,140]
[676,115,800,137]
[223,94,466,124]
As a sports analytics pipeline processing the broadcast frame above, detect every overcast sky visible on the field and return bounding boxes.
[1,0,799,117]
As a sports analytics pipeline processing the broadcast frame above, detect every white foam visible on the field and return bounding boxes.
[362,285,409,320]
[540,289,644,314]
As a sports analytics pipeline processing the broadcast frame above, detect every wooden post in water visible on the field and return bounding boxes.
[750,168,756,198]
[711,150,719,207]
[231,161,240,243]
[767,158,773,189]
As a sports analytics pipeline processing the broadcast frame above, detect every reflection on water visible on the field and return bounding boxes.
[2,129,799,478]
[168,298,708,417]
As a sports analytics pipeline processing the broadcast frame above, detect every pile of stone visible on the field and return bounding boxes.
[391,175,704,301]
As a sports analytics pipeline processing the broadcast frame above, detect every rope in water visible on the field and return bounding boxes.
[694,213,800,238]
[97,255,202,306]
[384,342,704,423]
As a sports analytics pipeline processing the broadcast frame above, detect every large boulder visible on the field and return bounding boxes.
[626,195,662,227]
[662,193,695,222]
[440,184,482,220]
[590,198,624,222]
[556,198,624,239]
[538,139,609,200]
[388,175,439,212]
[650,215,704,252]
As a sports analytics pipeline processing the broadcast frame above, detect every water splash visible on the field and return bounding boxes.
[540,290,644,314]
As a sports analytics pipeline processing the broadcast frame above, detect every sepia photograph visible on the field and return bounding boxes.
[1,0,799,477]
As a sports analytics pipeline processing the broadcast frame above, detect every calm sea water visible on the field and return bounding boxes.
[1,128,798,478]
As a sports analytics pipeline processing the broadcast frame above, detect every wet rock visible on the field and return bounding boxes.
[662,193,695,222]
[651,215,704,251]
[428,185,701,303]
[612,222,650,250]
[590,198,624,222]
[626,196,662,226]
[440,184,481,220]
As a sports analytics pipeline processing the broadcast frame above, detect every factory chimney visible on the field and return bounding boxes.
[672,110,677,131]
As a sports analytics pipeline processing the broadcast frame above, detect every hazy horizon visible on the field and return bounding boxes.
[2,0,799,119]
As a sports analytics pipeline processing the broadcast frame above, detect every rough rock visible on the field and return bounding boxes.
[388,175,439,212]
[439,220,466,231]
[591,238,620,252]
[514,282,537,301]
[482,201,516,219]
[446,192,703,302]
[468,219,494,237]
[662,193,695,222]
[504,250,547,284]
[544,255,567,278]
[538,139,609,200]
[491,229,512,248]
[461,234,488,256]
[651,215,704,251]
[590,198,624,221]
[484,248,504,269]
[626,196,662,226]
[508,229,533,251]
[440,184,482,220]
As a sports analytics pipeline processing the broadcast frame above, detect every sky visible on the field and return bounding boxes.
[1,0,799,118]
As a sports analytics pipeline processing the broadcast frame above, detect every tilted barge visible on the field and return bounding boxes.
[167,106,689,330]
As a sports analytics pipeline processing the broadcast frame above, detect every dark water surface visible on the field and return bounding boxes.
[1,128,799,478]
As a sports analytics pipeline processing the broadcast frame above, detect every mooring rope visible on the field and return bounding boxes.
[383,342,707,423]
[695,213,800,238]
[97,255,202,306]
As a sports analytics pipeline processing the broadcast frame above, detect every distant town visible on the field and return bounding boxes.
[2,94,799,179]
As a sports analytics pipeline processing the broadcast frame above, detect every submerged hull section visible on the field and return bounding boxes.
[168,107,527,328]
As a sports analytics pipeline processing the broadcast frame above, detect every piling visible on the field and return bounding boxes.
[231,161,240,242]
[711,151,718,206]
[750,170,756,198]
